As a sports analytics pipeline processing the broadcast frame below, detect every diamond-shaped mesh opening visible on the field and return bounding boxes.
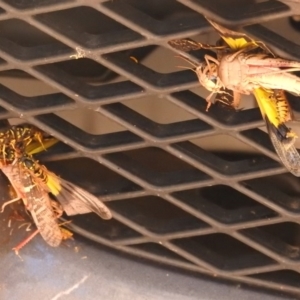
[191,135,261,153]
[104,46,196,89]
[129,243,193,264]
[192,0,289,22]
[35,6,143,49]
[2,0,71,10]
[172,233,276,271]
[103,0,207,35]
[0,18,71,60]
[70,213,142,242]
[55,108,125,135]
[123,96,196,123]
[241,223,300,260]
[35,113,143,150]
[240,127,277,155]
[262,17,300,43]
[172,185,278,224]
[35,59,144,102]
[0,69,59,96]
[104,98,212,138]
[241,174,300,212]
[115,0,194,21]
[139,46,186,74]
[0,70,74,112]
[47,157,142,195]
[108,196,209,234]
[40,58,121,84]
[1,0,300,296]
[172,141,279,176]
[104,147,210,186]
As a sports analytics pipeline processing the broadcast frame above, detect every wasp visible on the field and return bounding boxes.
[2,161,63,247]
[0,125,112,247]
[168,18,300,176]
[18,153,112,220]
[0,125,45,162]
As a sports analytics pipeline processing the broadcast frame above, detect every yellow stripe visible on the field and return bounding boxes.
[26,137,59,155]
[25,137,62,195]
[221,37,252,50]
[253,88,280,128]
[46,172,61,196]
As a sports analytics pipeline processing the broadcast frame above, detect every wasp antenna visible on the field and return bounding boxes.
[176,65,197,74]
[36,133,47,151]
[174,55,201,68]
[58,220,72,227]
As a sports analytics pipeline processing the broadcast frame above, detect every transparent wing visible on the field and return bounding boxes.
[16,154,112,220]
[266,117,300,176]
[54,178,112,220]
[253,88,299,175]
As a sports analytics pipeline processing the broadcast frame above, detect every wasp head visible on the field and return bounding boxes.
[196,62,221,93]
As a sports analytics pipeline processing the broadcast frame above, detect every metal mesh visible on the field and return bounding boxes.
[2,0,300,295]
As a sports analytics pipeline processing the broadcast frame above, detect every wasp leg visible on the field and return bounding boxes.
[1,196,21,213]
[12,229,39,255]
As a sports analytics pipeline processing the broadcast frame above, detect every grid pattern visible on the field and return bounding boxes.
[1,0,300,296]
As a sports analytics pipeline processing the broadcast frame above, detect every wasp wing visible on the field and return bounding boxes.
[205,17,274,54]
[253,88,299,174]
[15,153,112,220]
[265,117,300,176]
[54,178,112,220]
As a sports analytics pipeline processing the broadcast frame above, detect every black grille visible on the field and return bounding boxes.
[2,0,300,296]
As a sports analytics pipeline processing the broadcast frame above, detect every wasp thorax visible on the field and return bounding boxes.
[20,157,34,170]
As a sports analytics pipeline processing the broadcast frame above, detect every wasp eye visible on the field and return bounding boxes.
[210,76,217,84]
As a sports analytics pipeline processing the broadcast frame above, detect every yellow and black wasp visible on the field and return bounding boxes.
[0,124,47,162]
[0,124,112,248]
[2,158,63,247]
[168,17,300,176]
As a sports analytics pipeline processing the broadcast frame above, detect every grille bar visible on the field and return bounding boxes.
[1,0,300,297]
